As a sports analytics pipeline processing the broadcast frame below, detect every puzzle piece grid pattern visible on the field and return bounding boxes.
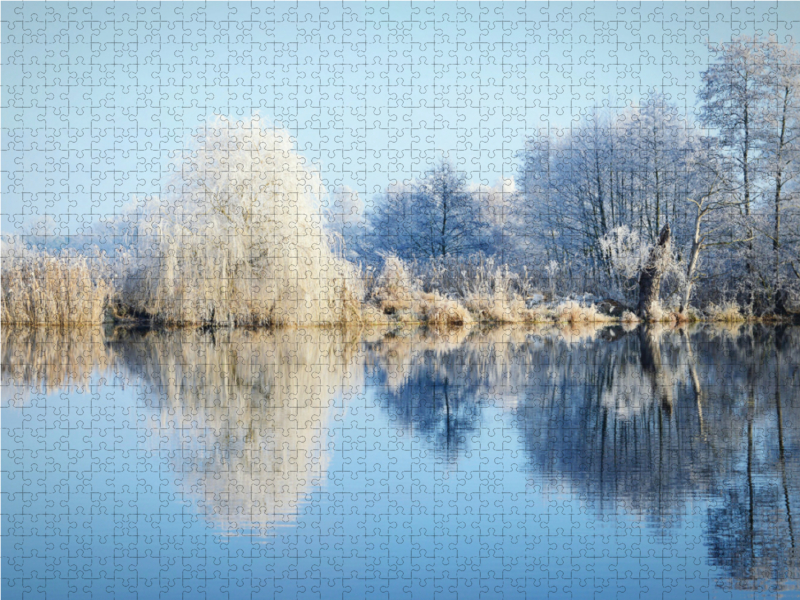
[4,3,800,600]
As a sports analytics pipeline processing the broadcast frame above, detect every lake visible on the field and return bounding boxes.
[3,323,800,599]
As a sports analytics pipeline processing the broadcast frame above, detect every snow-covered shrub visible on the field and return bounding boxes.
[370,254,419,310]
[599,226,652,304]
[705,301,747,322]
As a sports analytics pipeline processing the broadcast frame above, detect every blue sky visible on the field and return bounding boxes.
[3,1,800,235]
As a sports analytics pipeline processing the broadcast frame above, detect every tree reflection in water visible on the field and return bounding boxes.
[110,327,365,535]
[4,323,800,589]
[366,323,800,590]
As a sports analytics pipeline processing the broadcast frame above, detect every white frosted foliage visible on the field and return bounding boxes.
[123,115,362,326]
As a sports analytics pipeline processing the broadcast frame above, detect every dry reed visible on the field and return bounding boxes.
[1,244,111,326]
[552,300,613,324]
[419,292,474,327]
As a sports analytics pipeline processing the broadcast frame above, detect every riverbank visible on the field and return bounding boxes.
[2,244,794,328]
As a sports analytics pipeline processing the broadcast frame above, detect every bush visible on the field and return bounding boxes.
[705,301,746,322]
[370,254,419,313]
[553,300,612,324]
[419,293,473,327]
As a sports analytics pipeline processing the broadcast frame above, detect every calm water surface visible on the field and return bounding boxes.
[3,324,800,599]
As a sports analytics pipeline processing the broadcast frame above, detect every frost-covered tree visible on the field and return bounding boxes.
[698,36,800,308]
[698,36,770,286]
[470,178,519,263]
[364,182,417,263]
[760,38,800,284]
[120,115,362,326]
[367,161,489,261]
[516,98,699,295]
[598,226,653,304]
[677,138,743,312]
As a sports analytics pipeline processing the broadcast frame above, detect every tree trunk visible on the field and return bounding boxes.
[680,211,704,314]
[639,325,673,414]
[638,224,671,320]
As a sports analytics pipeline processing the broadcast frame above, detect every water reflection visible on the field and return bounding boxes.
[364,323,800,589]
[3,323,800,593]
[109,327,365,534]
[1,326,114,398]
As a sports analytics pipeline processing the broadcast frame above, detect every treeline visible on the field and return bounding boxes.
[3,36,800,327]
[355,36,800,316]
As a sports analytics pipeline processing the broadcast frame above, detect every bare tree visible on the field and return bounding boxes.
[698,36,769,285]
[516,98,698,298]
[679,139,749,313]
[760,38,800,284]
[368,161,489,261]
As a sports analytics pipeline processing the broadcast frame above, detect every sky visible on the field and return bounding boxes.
[3,1,800,235]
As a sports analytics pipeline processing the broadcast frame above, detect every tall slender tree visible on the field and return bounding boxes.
[698,36,769,284]
[761,38,800,284]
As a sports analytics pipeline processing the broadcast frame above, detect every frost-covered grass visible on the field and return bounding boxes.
[0,232,776,330]
[365,255,473,326]
[368,254,546,325]
[552,300,614,324]
[370,254,419,314]
[705,301,747,322]
[1,243,111,326]
[419,293,474,327]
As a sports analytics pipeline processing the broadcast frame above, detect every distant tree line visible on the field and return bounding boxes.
[353,36,800,314]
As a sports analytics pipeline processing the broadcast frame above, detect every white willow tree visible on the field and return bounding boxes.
[123,115,362,326]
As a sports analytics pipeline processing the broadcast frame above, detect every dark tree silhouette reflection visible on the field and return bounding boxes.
[515,324,800,589]
[365,324,800,589]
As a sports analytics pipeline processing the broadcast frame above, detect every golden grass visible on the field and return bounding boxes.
[670,308,702,324]
[705,301,747,323]
[463,293,537,323]
[3,228,757,331]
[419,292,474,327]
[552,300,614,324]
[368,256,474,327]
[1,249,111,326]
[371,254,418,306]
